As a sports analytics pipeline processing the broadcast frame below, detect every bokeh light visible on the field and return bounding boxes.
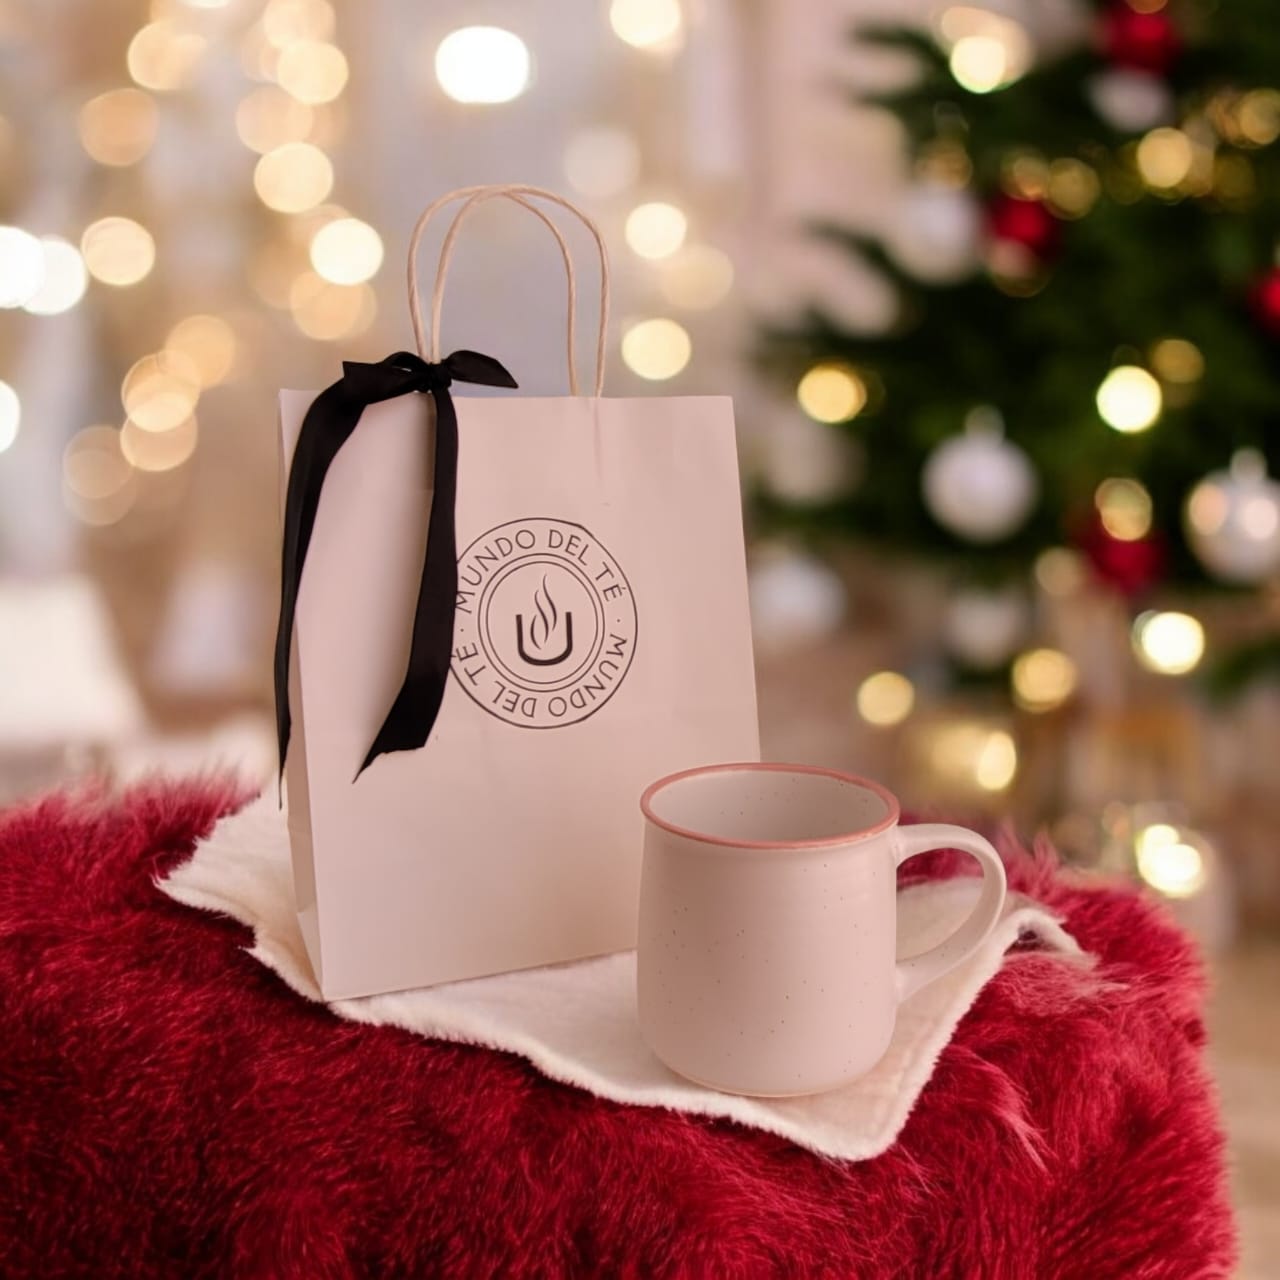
[1095,477,1153,541]
[974,729,1018,790]
[289,272,377,340]
[1011,647,1078,712]
[80,217,155,287]
[0,381,19,453]
[165,315,238,387]
[562,127,640,198]
[235,86,314,153]
[253,142,334,212]
[1235,88,1280,147]
[262,0,336,47]
[78,88,158,167]
[796,363,867,424]
[941,8,1032,95]
[121,415,199,472]
[62,426,137,526]
[659,244,734,310]
[127,20,207,92]
[609,0,684,52]
[1046,158,1100,219]
[624,201,688,261]
[1150,337,1204,384]
[276,40,348,105]
[23,237,89,316]
[309,217,384,285]
[1034,547,1086,597]
[0,226,45,308]
[1096,365,1162,433]
[1135,823,1208,899]
[1133,610,1205,675]
[931,722,1018,791]
[620,318,691,380]
[434,27,531,104]
[121,353,200,433]
[855,671,915,726]
[1136,128,1194,189]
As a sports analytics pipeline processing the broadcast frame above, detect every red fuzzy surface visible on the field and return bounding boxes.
[0,781,1235,1278]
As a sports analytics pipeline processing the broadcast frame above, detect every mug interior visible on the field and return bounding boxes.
[641,764,898,849]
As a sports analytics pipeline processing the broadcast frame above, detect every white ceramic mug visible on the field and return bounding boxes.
[637,763,1008,1097]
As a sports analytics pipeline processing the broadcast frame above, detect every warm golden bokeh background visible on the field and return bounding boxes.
[1,2,1276,1265]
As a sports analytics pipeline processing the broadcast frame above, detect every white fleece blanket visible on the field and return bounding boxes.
[159,796,1085,1161]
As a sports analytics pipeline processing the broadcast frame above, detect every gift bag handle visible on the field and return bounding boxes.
[407,183,610,398]
[435,190,581,392]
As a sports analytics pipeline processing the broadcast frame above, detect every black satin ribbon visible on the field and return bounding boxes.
[274,349,517,782]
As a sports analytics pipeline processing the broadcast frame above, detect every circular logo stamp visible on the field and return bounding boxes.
[451,518,638,728]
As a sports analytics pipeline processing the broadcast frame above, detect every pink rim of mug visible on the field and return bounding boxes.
[639,761,902,852]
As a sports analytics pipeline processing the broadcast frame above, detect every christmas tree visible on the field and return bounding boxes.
[758,0,1280,684]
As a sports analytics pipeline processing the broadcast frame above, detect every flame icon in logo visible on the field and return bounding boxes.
[516,574,574,666]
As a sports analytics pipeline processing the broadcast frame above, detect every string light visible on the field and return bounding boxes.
[1096,365,1162,433]
[1133,610,1205,675]
[621,318,691,380]
[23,237,89,316]
[609,0,684,52]
[1011,648,1077,712]
[309,217,384,285]
[562,127,640,198]
[624,201,688,260]
[121,354,200,433]
[855,671,915,726]
[796,363,867,424]
[0,226,45,308]
[127,20,206,92]
[659,245,734,310]
[276,40,348,105]
[1096,477,1153,541]
[0,381,19,453]
[165,315,237,387]
[121,415,199,472]
[77,88,158,166]
[235,86,314,153]
[434,27,531,104]
[253,142,333,212]
[80,217,155,287]
[1135,823,1208,899]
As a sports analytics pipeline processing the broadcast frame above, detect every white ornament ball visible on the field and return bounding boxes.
[749,548,846,654]
[942,585,1030,670]
[1087,69,1174,134]
[922,415,1038,543]
[1184,449,1280,584]
[885,182,983,284]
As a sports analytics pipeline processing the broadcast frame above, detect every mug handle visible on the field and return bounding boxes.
[893,825,1008,1002]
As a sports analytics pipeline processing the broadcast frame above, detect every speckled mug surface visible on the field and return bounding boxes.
[637,763,1007,1097]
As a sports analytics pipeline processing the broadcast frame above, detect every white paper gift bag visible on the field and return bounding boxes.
[275,185,760,999]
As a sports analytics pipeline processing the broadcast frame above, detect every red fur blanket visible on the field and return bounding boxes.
[0,782,1235,1278]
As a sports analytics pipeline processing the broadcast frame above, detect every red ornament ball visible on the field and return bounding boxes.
[1249,267,1280,339]
[1099,3,1181,76]
[1077,513,1166,596]
[986,195,1061,261]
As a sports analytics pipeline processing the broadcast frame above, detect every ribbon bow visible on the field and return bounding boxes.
[273,349,517,783]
